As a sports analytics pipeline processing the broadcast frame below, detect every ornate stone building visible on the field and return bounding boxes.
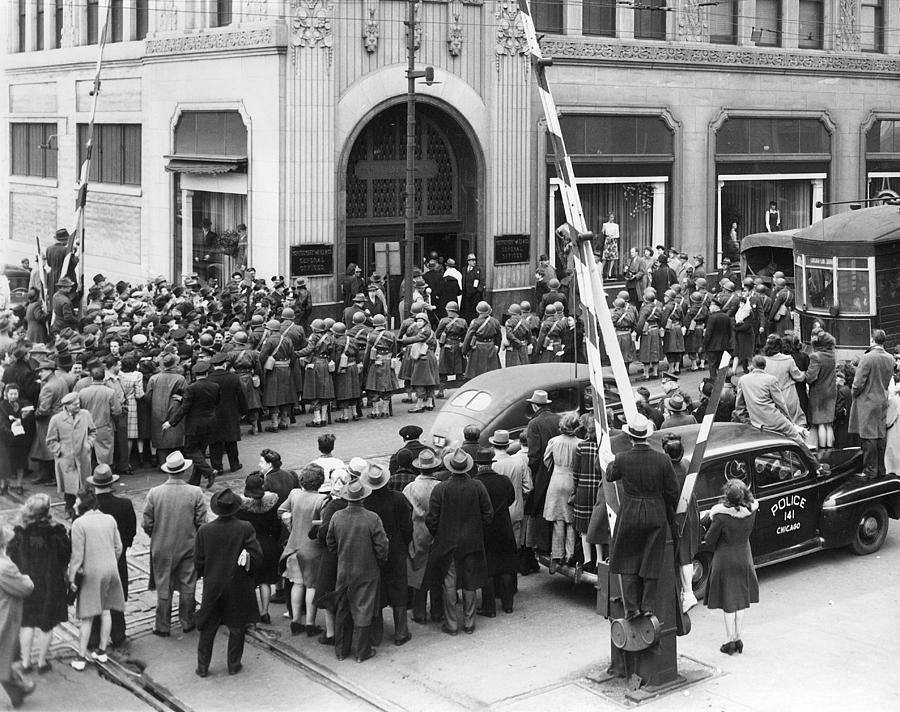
[4,0,900,314]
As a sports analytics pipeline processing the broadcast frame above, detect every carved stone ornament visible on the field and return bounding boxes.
[290,0,334,64]
[539,39,900,77]
[496,0,527,58]
[835,0,860,52]
[145,28,275,56]
[157,0,179,32]
[677,0,707,43]
[363,5,379,53]
[406,2,423,52]
[448,7,463,56]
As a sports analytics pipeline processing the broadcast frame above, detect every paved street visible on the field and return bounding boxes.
[1,370,897,711]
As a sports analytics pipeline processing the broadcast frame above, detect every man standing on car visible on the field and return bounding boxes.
[849,329,895,480]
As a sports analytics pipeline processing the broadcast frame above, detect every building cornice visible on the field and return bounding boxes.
[540,38,900,79]
[144,24,286,60]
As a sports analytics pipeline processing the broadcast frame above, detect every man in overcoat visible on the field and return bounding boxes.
[87,464,136,649]
[194,488,262,677]
[46,392,96,517]
[425,448,493,635]
[473,448,518,616]
[30,357,69,485]
[142,451,208,637]
[734,355,806,444]
[849,329,896,479]
[702,302,733,380]
[208,352,247,474]
[523,390,560,568]
[326,478,389,662]
[76,366,121,468]
[607,414,679,619]
[460,254,485,322]
[164,361,219,488]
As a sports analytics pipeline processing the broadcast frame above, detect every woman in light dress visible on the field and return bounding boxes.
[542,413,581,569]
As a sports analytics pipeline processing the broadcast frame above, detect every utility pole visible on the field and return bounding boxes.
[403,0,433,310]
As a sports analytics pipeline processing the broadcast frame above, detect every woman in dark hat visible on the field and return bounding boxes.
[236,473,282,625]
[194,488,262,677]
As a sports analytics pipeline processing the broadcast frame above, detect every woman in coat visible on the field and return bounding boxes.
[24,289,48,345]
[703,479,759,655]
[636,289,663,380]
[732,297,757,373]
[68,490,125,670]
[573,414,602,573]
[8,495,69,674]
[118,355,144,475]
[806,331,837,450]
[278,464,327,636]
[361,465,413,646]
[542,413,581,568]
[611,298,637,373]
[0,383,33,496]
[0,524,35,708]
[237,473,282,625]
[145,353,186,459]
[312,469,351,645]
[402,452,443,624]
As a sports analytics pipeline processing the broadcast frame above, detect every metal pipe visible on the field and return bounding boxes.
[404,0,416,311]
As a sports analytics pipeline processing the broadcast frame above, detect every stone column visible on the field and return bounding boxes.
[25,0,37,51]
[43,0,55,48]
[651,182,666,246]
[122,0,135,41]
[565,0,583,34]
[617,3,635,38]
[782,0,799,48]
[181,188,194,282]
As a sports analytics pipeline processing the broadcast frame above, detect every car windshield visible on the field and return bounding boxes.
[450,390,492,412]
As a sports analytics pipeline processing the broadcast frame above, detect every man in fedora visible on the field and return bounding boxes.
[293,277,313,329]
[426,447,493,635]
[207,352,247,475]
[163,360,220,489]
[30,357,68,486]
[607,414,679,620]
[86,464,136,650]
[461,253,484,321]
[50,276,79,336]
[473,447,518,617]
[489,430,532,560]
[342,293,367,327]
[326,478,389,662]
[45,227,77,296]
[194,488,262,677]
[142,451,208,638]
[660,393,695,430]
[46,392,96,518]
[523,389,559,571]
[361,464,413,647]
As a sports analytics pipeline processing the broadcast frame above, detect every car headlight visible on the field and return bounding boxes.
[433,434,447,448]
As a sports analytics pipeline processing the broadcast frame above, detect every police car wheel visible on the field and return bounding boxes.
[691,553,711,602]
[850,503,888,556]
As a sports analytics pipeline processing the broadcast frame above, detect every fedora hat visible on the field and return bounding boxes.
[54,227,70,241]
[362,464,390,491]
[412,448,440,471]
[442,447,474,475]
[56,276,74,289]
[34,356,56,371]
[210,488,243,517]
[347,457,368,479]
[353,292,366,303]
[474,447,494,465]
[489,429,511,447]
[161,450,192,474]
[341,478,372,502]
[86,464,119,487]
[526,389,552,405]
[664,394,687,413]
[623,414,653,441]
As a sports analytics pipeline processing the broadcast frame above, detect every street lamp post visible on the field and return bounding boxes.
[403,0,433,310]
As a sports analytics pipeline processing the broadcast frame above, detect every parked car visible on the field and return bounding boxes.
[3,265,30,306]
[428,363,623,450]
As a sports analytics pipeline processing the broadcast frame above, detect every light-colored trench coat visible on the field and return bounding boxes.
[45,409,96,495]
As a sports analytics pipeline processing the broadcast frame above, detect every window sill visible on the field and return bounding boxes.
[77,182,143,197]
[8,175,58,189]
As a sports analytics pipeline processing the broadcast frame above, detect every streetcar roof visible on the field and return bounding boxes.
[794,204,900,245]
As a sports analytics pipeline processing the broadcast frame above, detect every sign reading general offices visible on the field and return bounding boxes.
[494,234,530,264]
[290,244,334,277]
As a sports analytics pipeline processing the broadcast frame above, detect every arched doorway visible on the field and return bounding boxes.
[342,102,480,320]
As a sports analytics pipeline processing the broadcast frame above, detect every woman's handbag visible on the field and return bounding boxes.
[66,570,84,605]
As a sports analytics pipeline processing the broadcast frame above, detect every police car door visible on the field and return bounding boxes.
[750,447,819,562]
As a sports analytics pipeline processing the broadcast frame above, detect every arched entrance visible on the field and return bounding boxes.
[341,101,481,319]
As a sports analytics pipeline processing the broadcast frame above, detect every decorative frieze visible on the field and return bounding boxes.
[835,0,860,52]
[290,0,334,65]
[539,39,900,76]
[145,28,275,56]
[496,1,526,58]
[363,5,379,53]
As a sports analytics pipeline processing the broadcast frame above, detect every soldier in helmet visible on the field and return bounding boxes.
[611,297,637,374]
[462,301,501,379]
[434,301,467,398]
[230,331,264,435]
[259,318,295,432]
[364,314,398,418]
[331,322,362,423]
[636,288,663,380]
[279,307,307,420]
[347,310,372,413]
[401,312,440,413]
[503,303,531,368]
[534,304,567,363]
[519,301,540,362]
[248,314,266,348]
[298,319,335,428]
[769,276,794,336]
[398,302,425,404]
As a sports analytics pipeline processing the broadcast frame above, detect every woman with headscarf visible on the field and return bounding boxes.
[703,479,759,655]
[0,524,35,708]
[805,331,837,451]
[278,463,327,637]
[542,413,581,569]
[236,473,282,625]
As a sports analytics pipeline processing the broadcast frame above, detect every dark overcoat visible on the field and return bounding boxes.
[365,487,413,607]
[702,311,733,353]
[672,461,700,565]
[313,497,347,609]
[425,474,493,590]
[235,493,282,586]
[806,348,837,426]
[8,520,70,631]
[326,504,389,625]
[474,470,518,576]
[525,408,560,516]
[703,502,759,613]
[194,516,262,629]
[607,443,679,579]
[97,491,137,600]
[207,370,247,443]
[849,345,895,439]
[389,439,427,475]
[169,378,220,442]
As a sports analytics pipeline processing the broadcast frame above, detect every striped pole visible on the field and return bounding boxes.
[61,0,112,300]
[518,1,638,459]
